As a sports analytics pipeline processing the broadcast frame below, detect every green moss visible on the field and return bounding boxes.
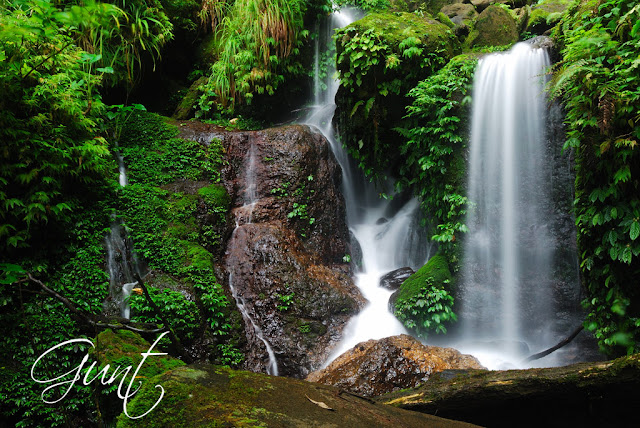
[394,254,452,304]
[436,11,455,29]
[185,243,214,270]
[465,5,518,49]
[173,76,208,120]
[197,183,231,215]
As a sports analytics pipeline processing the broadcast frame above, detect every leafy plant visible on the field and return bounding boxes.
[396,55,477,258]
[276,290,295,312]
[393,279,457,337]
[550,0,640,354]
[197,0,309,114]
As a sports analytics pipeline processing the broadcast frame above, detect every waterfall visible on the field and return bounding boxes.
[226,144,279,376]
[302,7,431,365]
[457,42,575,368]
[104,149,141,319]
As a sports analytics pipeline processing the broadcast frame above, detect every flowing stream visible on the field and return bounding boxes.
[226,145,279,376]
[302,7,431,365]
[455,42,580,368]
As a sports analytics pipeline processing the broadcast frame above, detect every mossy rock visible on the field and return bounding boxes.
[390,254,453,309]
[116,364,478,427]
[388,0,455,15]
[526,0,571,35]
[335,12,459,176]
[198,183,231,214]
[173,76,207,120]
[466,5,519,48]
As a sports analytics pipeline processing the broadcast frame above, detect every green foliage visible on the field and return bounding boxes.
[276,289,295,312]
[61,0,174,87]
[116,112,236,352]
[334,12,457,177]
[130,288,200,340]
[392,255,457,337]
[334,0,390,12]
[397,55,476,257]
[197,0,309,114]
[0,0,112,252]
[551,0,640,354]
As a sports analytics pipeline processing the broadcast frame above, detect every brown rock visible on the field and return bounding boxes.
[177,124,365,378]
[307,334,485,397]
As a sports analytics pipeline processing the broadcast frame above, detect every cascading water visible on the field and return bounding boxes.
[457,41,580,368]
[104,149,141,319]
[226,145,279,376]
[302,7,431,364]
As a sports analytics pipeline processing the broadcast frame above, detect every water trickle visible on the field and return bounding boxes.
[457,42,578,368]
[104,149,142,318]
[226,143,279,376]
[302,7,431,365]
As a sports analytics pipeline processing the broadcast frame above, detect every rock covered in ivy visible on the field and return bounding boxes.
[389,254,452,313]
[379,267,415,291]
[306,334,484,397]
[466,5,519,48]
[117,363,481,428]
[334,12,460,177]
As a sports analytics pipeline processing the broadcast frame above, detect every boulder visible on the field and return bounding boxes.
[307,334,484,397]
[379,353,640,428]
[466,5,519,48]
[117,363,481,428]
[440,3,478,27]
[180,123,366,378]
[379,267,415,291]
[526,0,571,35]
[390,254,452,312]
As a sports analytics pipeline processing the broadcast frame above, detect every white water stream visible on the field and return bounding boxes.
[302,8,431,365]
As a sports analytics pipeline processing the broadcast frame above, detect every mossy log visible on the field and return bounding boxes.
[379,353,640,427]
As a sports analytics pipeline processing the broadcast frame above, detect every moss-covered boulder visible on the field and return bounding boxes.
[117,364,481,427]
[389,254,456,337]
[379,353,640,428]
[466,5,519,48]
[390,254,453,308]
[334,12,459,177]
[173,76,207,120]
[526,0,571,35]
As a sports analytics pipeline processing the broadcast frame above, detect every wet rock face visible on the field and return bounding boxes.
[307,334,485,397]
[207,124,364,378]
[223,124,351,264]
[379,267,415,291]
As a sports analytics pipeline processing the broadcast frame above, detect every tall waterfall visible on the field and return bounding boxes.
[457,42,575,368]
[302,7,431,364]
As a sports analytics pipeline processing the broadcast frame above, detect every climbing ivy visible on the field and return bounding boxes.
[551,0,640,354]
[397,55,477,259]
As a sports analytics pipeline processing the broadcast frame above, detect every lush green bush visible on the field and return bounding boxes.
[197,0,309,115]
[551,0,640,354]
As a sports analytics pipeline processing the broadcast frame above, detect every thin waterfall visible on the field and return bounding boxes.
[302,7,431,365]
[458,42,561,368]
[104,149,141,319]
[226,144,279,376]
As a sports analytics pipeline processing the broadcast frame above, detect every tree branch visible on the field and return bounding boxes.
[523,325,585,363]
[25,273,165,335]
